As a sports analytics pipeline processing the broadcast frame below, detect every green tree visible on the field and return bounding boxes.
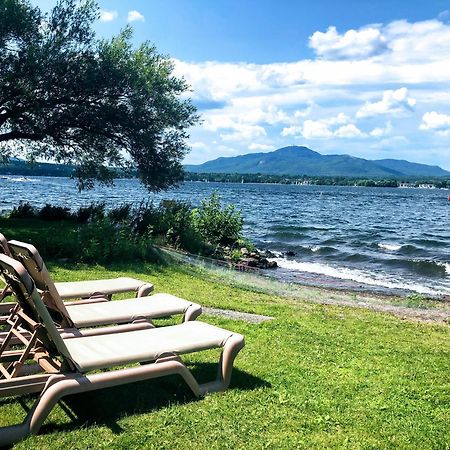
[0,0,198,190]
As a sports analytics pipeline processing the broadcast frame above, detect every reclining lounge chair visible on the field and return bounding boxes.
[0,254,245,446]
[1,233,153,301]
[0,241,202,337]
[7,240,202,328]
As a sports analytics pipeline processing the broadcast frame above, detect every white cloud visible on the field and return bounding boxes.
[281,126,303,138]
[420,111,450,136]
[301,120,334,139]
[282,114,365,140]
[248,143,273,151]
[370,121,393,137]
[334,124,367,138]
[220,124,267,142]
[370,135,409,149]
[309,19,450,63]
[99,10,118,22]
[356,88,416,118]
[309,25,387,59]
[127,10,145,22]
[190,141,208,150]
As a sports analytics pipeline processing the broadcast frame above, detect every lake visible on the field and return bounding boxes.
[2,175,450,297]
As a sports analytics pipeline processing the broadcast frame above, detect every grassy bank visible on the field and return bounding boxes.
[0,219,449,448]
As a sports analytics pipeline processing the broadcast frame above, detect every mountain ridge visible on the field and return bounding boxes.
[185,146,450,177]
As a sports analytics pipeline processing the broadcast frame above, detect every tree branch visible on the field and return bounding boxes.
[0,130,44,142]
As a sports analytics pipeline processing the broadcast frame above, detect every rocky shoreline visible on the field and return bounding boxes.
[220,246,278,270]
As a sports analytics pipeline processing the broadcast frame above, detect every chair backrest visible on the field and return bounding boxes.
[0,233,11,256]
[0,254,72,361]
[7,240,71,321]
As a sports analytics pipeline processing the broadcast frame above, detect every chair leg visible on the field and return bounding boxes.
[198,334,245,395]
[184,304,202,322]
[137,283,154,298]
[0,360,202,446]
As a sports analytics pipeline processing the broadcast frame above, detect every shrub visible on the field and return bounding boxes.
[75,202,105,223]
[38,204,72,221]
[8,202,37,219]
[192,192,243,246]
[129,200,207,254]
[76,218,159,263]
[108,204,132,224]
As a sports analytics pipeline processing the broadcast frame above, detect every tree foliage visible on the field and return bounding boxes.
[0,0,198,190]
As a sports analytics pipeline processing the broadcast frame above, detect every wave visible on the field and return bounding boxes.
[439,262,450,276]
[271,258,450,296]
[411,238,448,248]
[310,245,337,255]
[269,225,330,232]
[269,231,312,241]
[383,258,449,277]
[4,176,37,183]
[378,243,402,251]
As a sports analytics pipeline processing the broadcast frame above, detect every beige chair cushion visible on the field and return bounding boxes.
[56,277,152,300]
[64,321,239,372]
[65,293,199,327]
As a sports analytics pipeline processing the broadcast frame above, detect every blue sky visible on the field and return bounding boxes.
[34,1,450,169]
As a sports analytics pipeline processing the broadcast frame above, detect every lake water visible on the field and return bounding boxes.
[1,175,450,297]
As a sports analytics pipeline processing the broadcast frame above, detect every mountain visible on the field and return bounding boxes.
[185,146,450,178]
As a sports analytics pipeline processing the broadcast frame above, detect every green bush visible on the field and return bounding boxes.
[76,218,159,263]
[129,200,207,254]
[108,204,132,224]
[192,192,243,246]
[38,204,72,221]
[8,202,37,219]
[75,202,106,223]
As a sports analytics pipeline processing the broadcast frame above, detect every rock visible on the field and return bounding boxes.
[267,260,278,268]
[285,251,296,257]
[262,250,276,258]
[240,257,259,267]
[240,247,249,256]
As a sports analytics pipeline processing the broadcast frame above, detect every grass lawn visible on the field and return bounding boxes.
[0,218,449,448]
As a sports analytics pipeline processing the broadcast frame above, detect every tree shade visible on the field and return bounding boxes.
[0,0,199,190]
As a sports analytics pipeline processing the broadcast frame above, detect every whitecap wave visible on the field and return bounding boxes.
[437,262,450,276]
[310,246,321,252]
[271,258,450,296]
[378,243,402,251]
[7,177,36,183]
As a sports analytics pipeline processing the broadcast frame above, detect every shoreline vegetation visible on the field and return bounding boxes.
[3,194,277,270]
[185,172,450,188]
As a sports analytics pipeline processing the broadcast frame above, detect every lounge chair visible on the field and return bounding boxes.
[0,233,154,301]
[5,240,202,328]
[0,254,245,446]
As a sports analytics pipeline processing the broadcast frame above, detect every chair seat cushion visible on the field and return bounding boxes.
[65,294,198,327]
[55,277,151,300]
[64,321,239,372]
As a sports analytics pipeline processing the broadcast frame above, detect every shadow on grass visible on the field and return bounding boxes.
[37,365,268,436]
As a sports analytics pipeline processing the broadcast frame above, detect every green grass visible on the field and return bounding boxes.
[1,218,450,448]
[0,261,448,449]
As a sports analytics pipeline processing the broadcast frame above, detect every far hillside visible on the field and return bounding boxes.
[185,146,450,178]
